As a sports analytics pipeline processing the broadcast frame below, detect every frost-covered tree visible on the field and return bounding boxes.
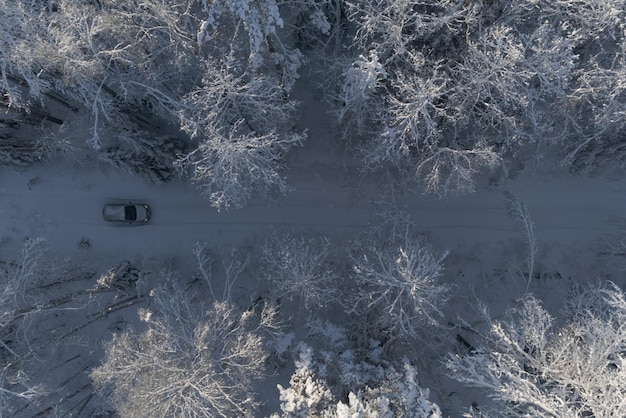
[176,54,305,209]
[332,0,505,194]
[198,0,304,90]
[335,51,387,135]
[91,281,273,418]
[179,55,298,137]
[333,0,626,192]
[1,0,306,207]
[272,345,334,417]
[0,1,54,108]
[0,239,120,417]
[0,239,48,415]
[348,231,450,339]
[272,342,441,417]
[176,121,303,210]
[0,0,185,157]
[447,283,626,417]
[260,230,338,311]
[565,34,626,172]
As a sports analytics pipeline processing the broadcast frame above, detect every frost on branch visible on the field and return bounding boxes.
[337,51,387,133]
[272,342,441,417]
[180,55,300,137]
[349,231,450,339]
[0,1,52,108]
[91,282,270,418]
[261,230,338,311]
[176,121,304,210]
[199,0,283,57]
[177,56,305,209]
[565,36,626,173]
[415,145,501,197]
[447,283,626,417]
[198,0,303,84]
[309,9,331,35]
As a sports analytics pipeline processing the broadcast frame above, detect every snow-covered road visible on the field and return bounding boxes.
[0,162,370,261]
[1,157,624,267]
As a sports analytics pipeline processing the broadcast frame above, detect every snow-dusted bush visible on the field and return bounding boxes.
[261,230,338,311]
[334,361,442,418]
[272,345,334,417]
[349,232,450,339]
[91,282,272,418]
[96,260,140,293]
[447,283,626,417]
[272,342,441,417]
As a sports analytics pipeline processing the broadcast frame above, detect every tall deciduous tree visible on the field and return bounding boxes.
[176,53,305,209]
[272,341,441,417]
[447,283,626,417]
[333,0,626,192]
[91,282,274,418]
[349,231,450,340]
[260,230,338,311]
[1,0,307,208]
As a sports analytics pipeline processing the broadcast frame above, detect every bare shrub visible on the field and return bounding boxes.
[261,230,338,311]
[348,230,450,339]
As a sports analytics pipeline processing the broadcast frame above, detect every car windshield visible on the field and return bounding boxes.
[125,205,137,221]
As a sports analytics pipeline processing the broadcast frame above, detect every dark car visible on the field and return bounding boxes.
[103,203,151,224]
